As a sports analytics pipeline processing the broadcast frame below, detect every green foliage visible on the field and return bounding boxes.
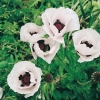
[0,0,100,100]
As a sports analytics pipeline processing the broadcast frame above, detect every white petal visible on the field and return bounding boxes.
[44,38,60,63]
[85,28,100,42]
[78,51,100,62]
[95,41,100,49]
[31,52,37,60]
[0,87,3,99]
[78,57,84,63]
[73,31,87,45]
[75,44,97,55]
[43,8,57,23]
[49,22,58,36]
[65,8,80,31]
[25,83,40,98]
[30,34,44,44]
[52,7,68,24]
[73,28,100,45]
[41,12,55,37]
[54,37,64,44]
[44,42,60,64]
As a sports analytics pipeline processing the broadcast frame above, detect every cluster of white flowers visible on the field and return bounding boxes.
[20,7,80,64]
[6,7,100,98]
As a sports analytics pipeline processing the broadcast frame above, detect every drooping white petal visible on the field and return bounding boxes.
[78,50,100,62]
[25,83,40,98]
[44,42,60,64]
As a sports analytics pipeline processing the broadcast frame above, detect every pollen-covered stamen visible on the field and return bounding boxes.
[80,41,93,48]
[19,72,31,87]
[37,40,50,52]
[54,19,65,33]
[30,32,37,36]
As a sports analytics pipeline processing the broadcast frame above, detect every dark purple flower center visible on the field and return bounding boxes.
[30,32,37,36]
[19,72,31,87]
[80,41,93,48]
[39,44,45,50]
[32,40,50,52]
[54,20,65,33]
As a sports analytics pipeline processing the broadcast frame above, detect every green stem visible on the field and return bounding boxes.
[62,0,65,7]
[56,54,68,66]
[78,0,85,18]
[89,0,93,27]
[76,80,92,86]
[71,0,79,10]
[54,76,61,83]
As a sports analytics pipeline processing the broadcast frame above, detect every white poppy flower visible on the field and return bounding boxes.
[20,23,45,42]
[41,7,80,44]
[30,34,60,64]
[72,28,100,63]
[0,87,3,99]
[7,61,42,98]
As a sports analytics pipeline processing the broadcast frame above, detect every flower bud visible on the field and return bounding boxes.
[44,73,53,83]
[91,71,100,83]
